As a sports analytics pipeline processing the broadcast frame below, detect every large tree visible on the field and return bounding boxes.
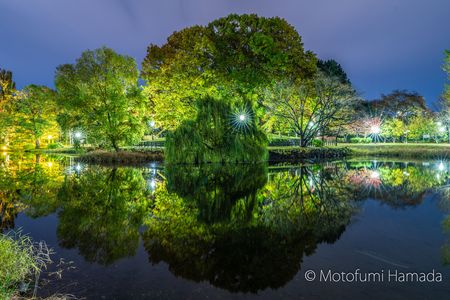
[262,74,357,147]
[0,68,16,112]
[439,50,450,142]
[0,69,16,145]
[141,14,317,131]
[12,85,57,149]
[55,47,148,151]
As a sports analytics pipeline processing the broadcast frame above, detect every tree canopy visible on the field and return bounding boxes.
[55,47,148,151]
[141,14,317,131]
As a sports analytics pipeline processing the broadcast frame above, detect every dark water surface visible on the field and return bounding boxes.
[1,154,450,299]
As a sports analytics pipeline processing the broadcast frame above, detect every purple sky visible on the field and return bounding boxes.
[1,0,449,105]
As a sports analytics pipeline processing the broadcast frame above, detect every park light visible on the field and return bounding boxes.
[231,107,252,132]
[438,162,445,171]
[74,131,82,139]
[370,170,380,179]
[370,125,381,134]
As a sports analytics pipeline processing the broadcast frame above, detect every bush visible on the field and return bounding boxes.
[47,142,64,149]
[312,139,324,147]
[350,137,372,143]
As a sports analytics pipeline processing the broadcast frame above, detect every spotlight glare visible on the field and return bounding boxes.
[370,126,381,134]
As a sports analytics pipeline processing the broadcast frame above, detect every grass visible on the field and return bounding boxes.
[334,143,450,159]
[0,235,34,298]
[0,231,53,299]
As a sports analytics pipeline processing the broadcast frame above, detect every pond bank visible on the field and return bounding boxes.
[25,143,450,164]
[75,149,164,164]
[339,143,450,159]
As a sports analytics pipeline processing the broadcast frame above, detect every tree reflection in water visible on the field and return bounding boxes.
[143,163,357,293]
[56,167,151,265]
[1,155,450,291]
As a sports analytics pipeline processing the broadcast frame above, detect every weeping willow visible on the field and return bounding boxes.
[165,97,268,163]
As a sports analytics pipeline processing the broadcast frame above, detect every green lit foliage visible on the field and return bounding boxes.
[165,97,268,163]
[56,167,151,265]
[0,68,16,112]
[141,14,317,131]
[55,47,148,151]
[407,114,439,141]
[382,118,405,142]
[263,74,357,147]
[142,164,356,292]
[0,69,17,147]
[12,85,58,149]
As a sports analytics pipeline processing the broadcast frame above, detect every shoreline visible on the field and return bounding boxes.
[16,143,450,164]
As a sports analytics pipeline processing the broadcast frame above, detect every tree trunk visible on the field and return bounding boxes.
[111,139,120,152]
[35,139,40,149]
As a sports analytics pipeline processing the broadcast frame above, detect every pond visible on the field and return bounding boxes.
[1,153,450,299]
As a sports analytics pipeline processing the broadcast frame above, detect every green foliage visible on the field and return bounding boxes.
[165,97,268,163]
[141,14,317,131]
[382,118,405,141]
[0,231,52,299]
[12,85,58,149]
[47,142,64,149]
[55,47,148,151]
[407,114,438,140]
[0,68,16,111]
[350,137,372,143]
[312,139,324,147]
[263,75,357,147]
[0,233,36,298]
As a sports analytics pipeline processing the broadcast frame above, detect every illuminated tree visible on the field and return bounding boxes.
[141,14,317,131]
[0,69,16,146]
[55,47,148,151]
[12,85,58,149]
[263,74,357,147]
[382,118,405,142]
[165,97,268,163]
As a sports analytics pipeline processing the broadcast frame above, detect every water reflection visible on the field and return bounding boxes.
[1,155,450,293]
[56,167,152,265]
[143,163,356,292]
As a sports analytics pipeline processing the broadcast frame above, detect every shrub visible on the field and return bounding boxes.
[47,142,64,149]
[350,137,372,143]
[312,139,324,147]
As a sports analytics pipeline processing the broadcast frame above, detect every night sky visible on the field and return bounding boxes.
[1,0,449,105]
